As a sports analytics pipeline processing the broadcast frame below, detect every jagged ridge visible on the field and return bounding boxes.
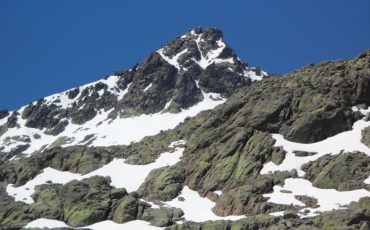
[0,27,267,159]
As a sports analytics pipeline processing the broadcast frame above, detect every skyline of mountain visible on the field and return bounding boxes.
[1,1,370,110]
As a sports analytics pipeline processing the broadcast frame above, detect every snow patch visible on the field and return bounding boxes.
[24,219,162,230]
[84,144,185,191]
[43,75,124,110]
[261,108,370,216]
[214,190,222,196]
[157,48,188,71]
[7,141,185,204]
[243,69,262,81]
[118,83,131,101]
[261,119,370,176]
[24,218,69,229]
[192,38,232,69]
[0,87,224,155]
[6,168,82,204]
[82,220,162,230]
[264,178,370,217]
[365,176,370,184]
[352,106,370,115]
[164,186,245,222]
[163,99,172,110]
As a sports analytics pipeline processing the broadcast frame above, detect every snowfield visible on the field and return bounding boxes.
[24,219,162,230]
[20,139,246,229]
[0,79,225,156]
[164,186,245,222]
[7,140,186,204]
[261,107,370,216]
[261,117,370,176]
[264,178,370,217]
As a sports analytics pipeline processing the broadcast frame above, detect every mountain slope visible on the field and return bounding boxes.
[0,27,266,160]
[1,30,370,230]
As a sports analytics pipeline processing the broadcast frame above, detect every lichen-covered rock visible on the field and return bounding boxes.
[141,207,184,227]
[271,146,286,165]
[31,184,63,219]
[182,128,297,216]
[0,145,123,187]
[185,130,275,194]
[21,175,188,228]
[0,185,36,229]
[138,163,186,202]
[293,151,317,157]
[313,208,370,230]
[167,214,279,230]
[348,197,370,210]
[112,194,139,223]
[362,126,370,148]
[60,177,113,227]
[0,127,189,188]
[302,152,370,190]
[294,195,319,208]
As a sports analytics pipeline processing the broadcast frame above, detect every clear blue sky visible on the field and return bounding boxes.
[1,0,370,110]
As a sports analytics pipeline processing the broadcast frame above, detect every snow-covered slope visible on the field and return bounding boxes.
[0,87,225,157]
[262,107,370,216]
[0,27,267,159]
[18,106,370,229]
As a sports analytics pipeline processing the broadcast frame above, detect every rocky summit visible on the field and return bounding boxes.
[0,28,370,230]
[0,27,266,161]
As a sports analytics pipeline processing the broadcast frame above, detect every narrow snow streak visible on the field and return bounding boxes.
[192,38,231,69]
[143,83,153,92]
[157,48,188,70]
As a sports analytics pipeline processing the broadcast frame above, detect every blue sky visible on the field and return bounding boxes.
[1,0,370,110]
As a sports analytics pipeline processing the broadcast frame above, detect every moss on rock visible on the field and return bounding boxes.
[138,163,186,201]
[302,152,370,190]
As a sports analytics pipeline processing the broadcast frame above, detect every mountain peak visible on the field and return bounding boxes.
[157,27,241,72]
[0,28,268,157]
[190,26,223,41]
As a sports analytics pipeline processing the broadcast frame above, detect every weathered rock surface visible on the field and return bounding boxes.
[138,163,186,201]
[302,152,370,191]
[362,126,370,148]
